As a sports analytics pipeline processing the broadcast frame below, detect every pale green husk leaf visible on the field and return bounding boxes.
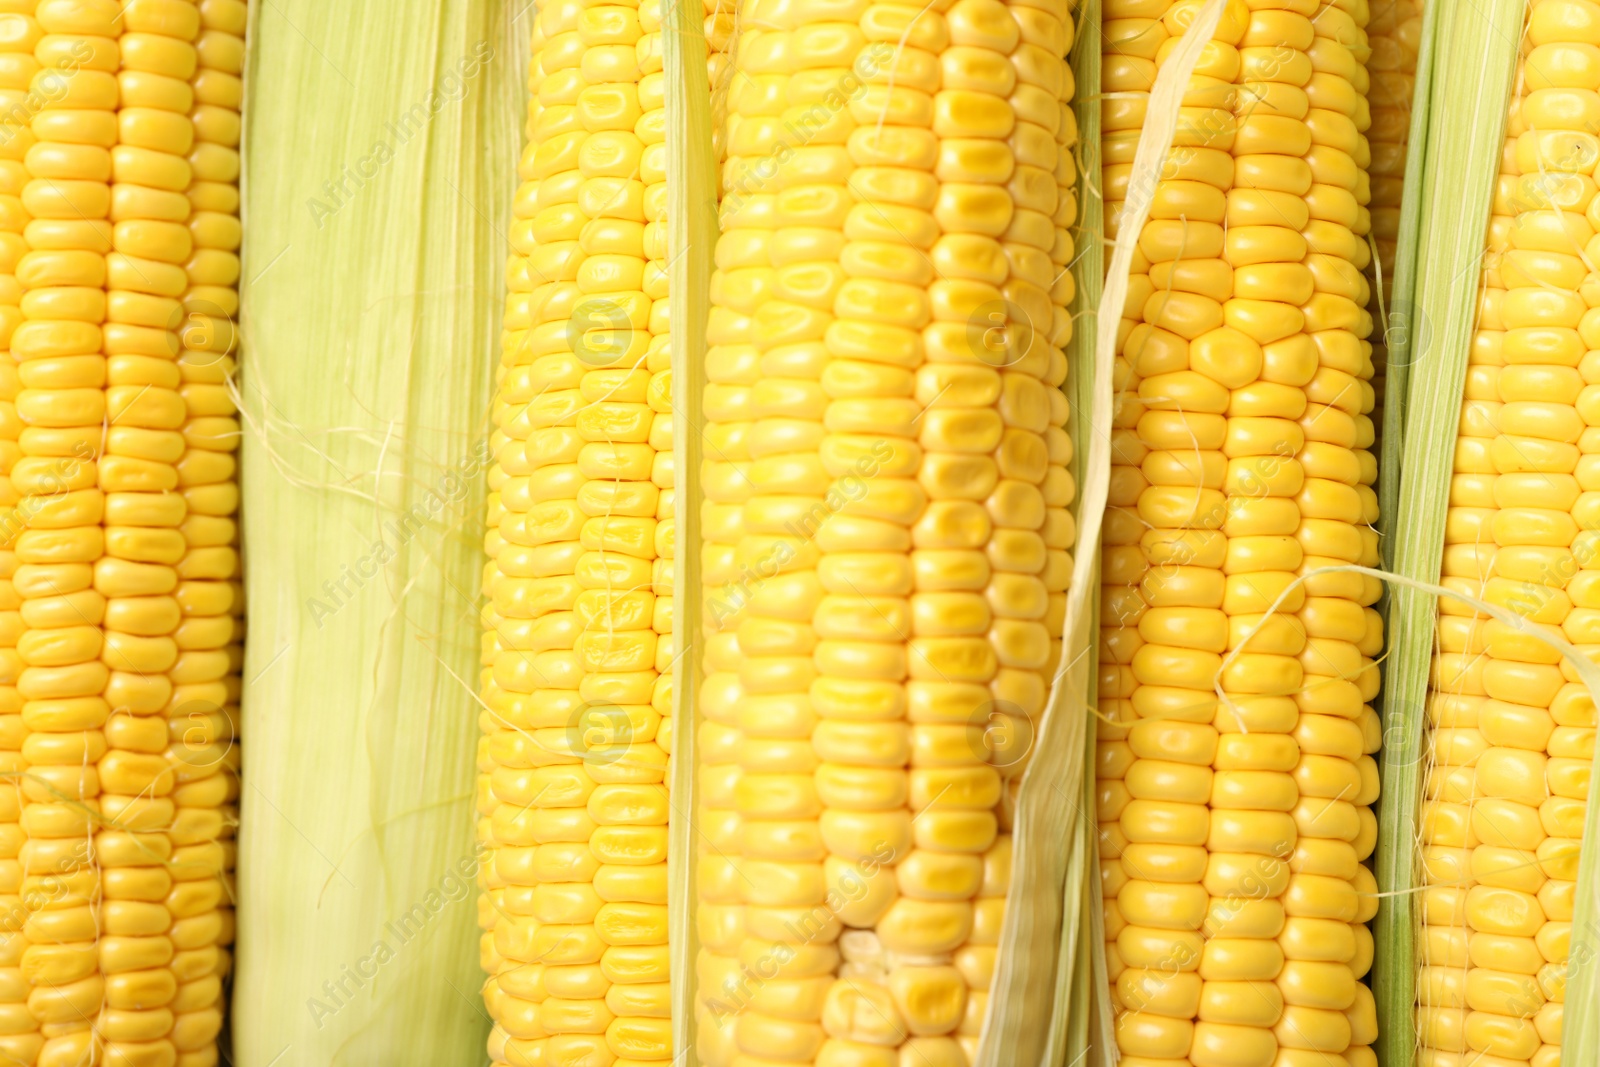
[235,4,528,1063]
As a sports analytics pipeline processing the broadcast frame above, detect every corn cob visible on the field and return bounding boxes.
[0,1,248,1063]
[694,0,1078,1057]
[1420,3,1600,1062]
[100,1,220,1061]
[1364,0,1420,455]
[479,0,680,1060]
[165,0,246,1062]
[1095,2,1383,1065]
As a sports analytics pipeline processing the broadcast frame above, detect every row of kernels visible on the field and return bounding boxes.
[1095,0,1161,1023]
[540,0,672,1060]
[481,18,548,1062]
[637,17,680,1054]
[693,59,757,1053]
[1296,0,1380,799]
[731,61,839,1049]
[1451,43,1598,1052]
[1468,60,1577,1061]
[574,303,674,1065]
[732,0,862,1059]
[572,171,672,1067]
[1037,0,1077,794]
[637,0,676,796]
[963,0,1080,1036]
[479,64,536,1067]
[1437,214,1510,611]
[1226,9,1318,882]
[485,3,565,1063]
[0,0,30,1055]
[983,0,1077,799]
[944,832,1008,1060]
[1139,35,1265,1042]
[886,0,1022,915]
[1093,0,1157,964]
[1293,8,1382,1065]
[0,6,28,1060]
[1528,316,1597,1066]
[168,0,247,1062]
[1365,0,1419,271]
[718,0,903,1057]
[476,659,505,1066]
[13,5,119,1062]
[690,0,774,1062]
[103,1,212,1060]
[1109,5,1253,1064]
[1093,14,1177,773]
[823,0,1044,1049]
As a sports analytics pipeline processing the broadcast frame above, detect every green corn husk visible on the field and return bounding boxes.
[1372,3,1522,1065]
[234,4,527,1063]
